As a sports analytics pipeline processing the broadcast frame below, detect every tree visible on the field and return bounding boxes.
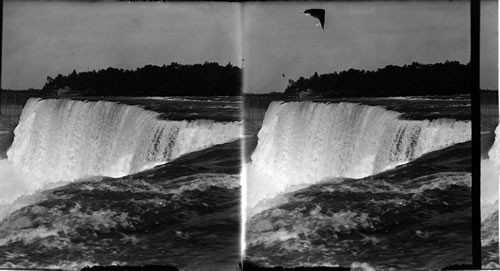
[284,61,470,98]
[42,63,243,97]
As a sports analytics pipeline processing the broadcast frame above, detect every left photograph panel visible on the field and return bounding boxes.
[0,1,242,270]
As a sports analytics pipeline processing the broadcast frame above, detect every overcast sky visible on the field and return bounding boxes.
[481,0,498,90]
[2,1,241,90]
[3,1,492,92]
[243,1,471,93]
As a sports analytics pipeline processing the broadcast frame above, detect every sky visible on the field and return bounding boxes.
[480,0,498,90]
[243,1,471,93]
[2,1,242,90]
[3,1,492,92]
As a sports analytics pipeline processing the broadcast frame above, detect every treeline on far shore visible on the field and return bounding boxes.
[41,62,242,96]
[284,61,471,97]
[4,61,492,99]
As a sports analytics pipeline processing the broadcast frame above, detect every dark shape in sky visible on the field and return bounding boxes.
[243,2,469,93]
[303,9,325,30]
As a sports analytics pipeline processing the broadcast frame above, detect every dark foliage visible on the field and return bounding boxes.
[42,62,242,96]
[284,61,470,97]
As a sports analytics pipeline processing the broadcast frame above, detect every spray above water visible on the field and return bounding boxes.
[247,101,471,208]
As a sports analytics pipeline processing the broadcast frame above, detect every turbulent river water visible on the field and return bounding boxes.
[0,97,242,270]
[0,94,490,270]
[245,96,473,270]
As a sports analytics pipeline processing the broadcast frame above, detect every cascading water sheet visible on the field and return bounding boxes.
[481,124,499,267]
[247,101,471,208]
[6,98,241,196]
[482,124,500,217]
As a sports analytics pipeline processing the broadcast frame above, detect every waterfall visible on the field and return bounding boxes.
[247,101,471,208]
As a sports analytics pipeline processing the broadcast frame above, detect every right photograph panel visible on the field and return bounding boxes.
[480,0,499,269]
[243,1,473,269]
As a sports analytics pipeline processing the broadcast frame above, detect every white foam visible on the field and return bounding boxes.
[0,159,34,205]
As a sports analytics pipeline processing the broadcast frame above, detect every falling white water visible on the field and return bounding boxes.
[3,98,241,199]
[488,125,500,166]
[481,124,500,222]
[247,101,471,208]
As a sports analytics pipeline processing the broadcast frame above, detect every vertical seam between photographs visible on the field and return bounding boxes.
[238,1,247,263]
[472,0,481,268]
